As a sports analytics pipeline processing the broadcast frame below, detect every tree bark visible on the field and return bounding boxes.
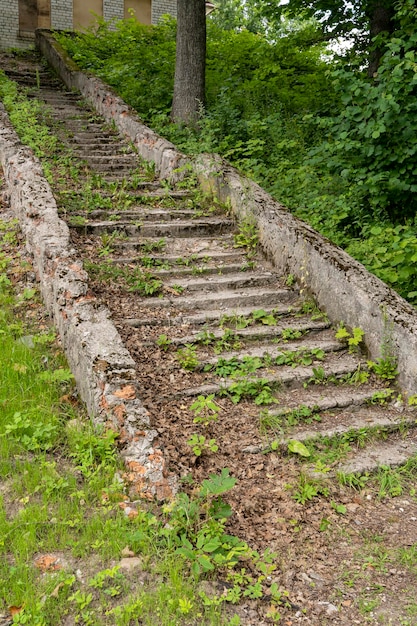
[367,0,395,76]
[171,0,206,124]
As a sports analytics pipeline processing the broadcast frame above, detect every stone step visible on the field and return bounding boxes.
[163,271,278,294]
[124,303,294,327]
[195,334,341,365]
[135,285,299,311]
[281,403,414,445]
[267,385,385,414]
[81,208,199,221]
[176,351,363,398]
[113,234,235,256]
[112,250,245,267]
[336,427,417,476]
[168,317,329,347]
[72,143,135,154]
[83,160,142,172]
[71,217,235,238]
[147,263,255,278]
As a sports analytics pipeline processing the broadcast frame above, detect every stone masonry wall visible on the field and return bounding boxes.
[152,0,176,23]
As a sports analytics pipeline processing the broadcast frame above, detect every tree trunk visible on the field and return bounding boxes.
[171,0,206,124]
[367,0,394,76]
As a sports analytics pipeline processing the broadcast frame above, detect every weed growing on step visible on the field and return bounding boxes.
[190,394,221,429]
[205,348,325,380]
[84,260,163,296]
[335,323,365,353]
[259,404,322,435]
[367,357,398,381]
[340,365,370,385]
[368,388,396,405]
[187,434,219,457]
[156,334,172,351]
[219,308,281,330]
[293,299,328,322]
[214,329,243,353]
[98,232,120,256]
[219,378,279,405]
[291,473,329,504]
[233,217,259,259]
[279,327,305,342]
[176,344,199,370]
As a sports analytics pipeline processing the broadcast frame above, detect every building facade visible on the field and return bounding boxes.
[0,0,177,49]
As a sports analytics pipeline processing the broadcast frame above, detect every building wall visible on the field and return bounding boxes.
[0,0,176,50]
[50,0,72,30]
[0,1,24,48]
[151,0,176,23]
[104,0,124,22]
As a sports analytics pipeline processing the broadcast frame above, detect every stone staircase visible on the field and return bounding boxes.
[2,52,417,497]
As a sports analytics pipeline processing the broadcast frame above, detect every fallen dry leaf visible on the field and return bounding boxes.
[50,583,65,598]
[8,606,23,616]
[34,554,61,572]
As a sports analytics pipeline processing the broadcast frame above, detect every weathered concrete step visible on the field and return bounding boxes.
[71,143,135,154]
[83,208,199,221]
[94,188,191,200]
[136,286,299,311]
[337,428,417,476]
[63,121,117,132]
[71,218,234,238]
[146,263,253,279]
[113,250,245,267]
[268,385,385,414]
[164,271,278,293]
[124,303,295,327]
[4,71,60,88]
[171,317,329,347]
[114,235,234,256]
[280,404,414,446]
[45,105,85,115]
[176,352,362,398]
[67,134,121,144]
[197,335,341,365]
[39,91,81,103]
[82,160,142,172]
[83,155,140,165]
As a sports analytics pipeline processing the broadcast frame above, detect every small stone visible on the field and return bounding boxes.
[75,569,84,582]
[119,557,142,571]
[317,601,338,615]
[346,503,359,512]
[242,445,263,454]
[308,570,325,583]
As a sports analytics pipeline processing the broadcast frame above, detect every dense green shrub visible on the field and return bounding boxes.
[56,17,177,115]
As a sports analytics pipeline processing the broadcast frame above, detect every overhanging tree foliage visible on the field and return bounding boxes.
[279,0,396,73]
